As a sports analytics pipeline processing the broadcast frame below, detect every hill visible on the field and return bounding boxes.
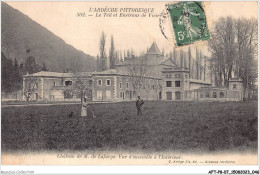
[1,2,96,72]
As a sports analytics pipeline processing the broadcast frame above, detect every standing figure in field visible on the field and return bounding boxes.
[178,3,201,40]
[81,97,88,117]
[136,96,144,116]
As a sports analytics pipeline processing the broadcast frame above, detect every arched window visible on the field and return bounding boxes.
[213,92,217,98]
[219,92,224,98]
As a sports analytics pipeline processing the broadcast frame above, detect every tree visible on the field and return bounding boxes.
[109,35,116,69]
[25,56,41,74]
[208,17,236,87]
[13,58,22,91]
[235,18,258,99]
[2,52,14,94]
[99,31,107,71]
[96,55,100,71]
[128,57,160,100]
[42,62,48,71]
[195,47,199,79]
[71,73,92,105]
[208,16,257,99]
[199,51,203,80]
[172,47,177,65]
[188,46,192,78]
[23,75,39,101]
[114,50,120,65]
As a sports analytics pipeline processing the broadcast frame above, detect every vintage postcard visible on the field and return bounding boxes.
[1,0,258,173]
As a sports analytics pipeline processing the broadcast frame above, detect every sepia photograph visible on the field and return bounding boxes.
[0,0,258,171]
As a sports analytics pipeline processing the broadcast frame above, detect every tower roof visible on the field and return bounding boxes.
[146,42,161,55]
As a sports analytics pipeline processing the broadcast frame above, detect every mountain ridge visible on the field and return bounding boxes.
[1,2,96,72]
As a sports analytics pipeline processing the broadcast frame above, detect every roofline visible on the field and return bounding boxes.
[93,73,162,80]
[189,79,211,85]
[24,72,162,80]
[161,70,189,73]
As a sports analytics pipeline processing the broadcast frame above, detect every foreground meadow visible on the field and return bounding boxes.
[1,101,257,153]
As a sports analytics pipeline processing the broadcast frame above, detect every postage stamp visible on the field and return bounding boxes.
[167,1,210,46]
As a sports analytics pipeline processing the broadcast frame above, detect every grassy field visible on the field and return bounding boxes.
[1,101,258,153]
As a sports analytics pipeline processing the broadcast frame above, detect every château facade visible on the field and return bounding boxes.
[23,42,243,102]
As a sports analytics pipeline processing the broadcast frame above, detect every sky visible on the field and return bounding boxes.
[5,1,258,57]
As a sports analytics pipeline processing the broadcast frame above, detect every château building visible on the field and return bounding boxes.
[23,42,243,101]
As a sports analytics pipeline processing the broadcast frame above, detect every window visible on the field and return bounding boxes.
[206,92,210,98]
[166,81,172,87]
[64,90,73,99]
[185,75,188,78]
[175,91,181,100]
[65,81,72,86]
[119,82,122,89]
[200,93,204,98]
[126,82,129,89]
[220,92,224,98]
[53,82,56,86]
[120,92,124,98]
[166,92,172,100]
[106,79,111,86]
[175,81,181,87]
[213,92,217,98]
[97,79,102,86]
[233,84,237,89]
[97,90,102,99]
[106,90,111,99]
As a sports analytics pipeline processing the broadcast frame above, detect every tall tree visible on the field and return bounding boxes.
[109,35,116,69]
[99,31,107,71]
[188,46,192,78]
[96,55,100,71]
[209,16,257,98]
[13,58,22,91]
[173,47,177,65]
[2,52,14,93]
[195,47,199,79]
[180,49,184,68]
[24,56,40,74]
[42,62,48,71]
[199,50,203,80]
[235,18,258,99]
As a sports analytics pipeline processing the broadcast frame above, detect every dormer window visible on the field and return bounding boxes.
[106,79,111,86]
[97,79,102,86]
